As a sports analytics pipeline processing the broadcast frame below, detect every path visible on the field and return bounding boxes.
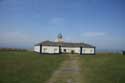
[46,55,83,83]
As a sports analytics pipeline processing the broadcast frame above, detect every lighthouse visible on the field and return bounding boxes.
[55,33,64,43]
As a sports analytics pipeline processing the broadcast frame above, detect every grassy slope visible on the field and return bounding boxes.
[80,53,125,83]
[0,51,65,83]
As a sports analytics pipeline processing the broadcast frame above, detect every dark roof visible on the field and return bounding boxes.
[35,40,95,48]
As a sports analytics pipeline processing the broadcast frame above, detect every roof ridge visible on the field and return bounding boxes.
[35,40,95,48]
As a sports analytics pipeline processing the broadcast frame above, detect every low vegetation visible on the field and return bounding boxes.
[0,51,125,83]
[0,51,65,83]
[80,53,125,83]
[0,48,28,51]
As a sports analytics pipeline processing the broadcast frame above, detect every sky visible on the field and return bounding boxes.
[0,0,125,51]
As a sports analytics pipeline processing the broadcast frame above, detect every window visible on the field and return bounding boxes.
[43,48,47,52]
[83,49,86,53]
[54,48,57,52]
[90,49,93,53]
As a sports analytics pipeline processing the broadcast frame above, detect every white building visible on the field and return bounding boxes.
[34,34,96,55]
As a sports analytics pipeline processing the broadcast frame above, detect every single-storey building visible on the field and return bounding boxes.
[34,34,96,55]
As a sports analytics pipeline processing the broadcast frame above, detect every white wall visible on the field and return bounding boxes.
[42,46,59,53]
[34,45,95,54]
[34,46,40,53]
[82,48,95,54]
[61,47,80,53]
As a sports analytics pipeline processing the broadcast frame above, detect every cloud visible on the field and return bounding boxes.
[82,32,106,37]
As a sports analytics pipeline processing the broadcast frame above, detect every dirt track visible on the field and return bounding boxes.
[46,55,83,83]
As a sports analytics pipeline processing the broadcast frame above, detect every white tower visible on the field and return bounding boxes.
[55,33,64,43]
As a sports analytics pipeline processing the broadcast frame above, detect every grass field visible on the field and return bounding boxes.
[80,53,125,83]
[0,51,65,83]
[0,51,125,83]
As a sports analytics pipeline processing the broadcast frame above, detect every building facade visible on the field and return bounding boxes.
[34,34,96,55]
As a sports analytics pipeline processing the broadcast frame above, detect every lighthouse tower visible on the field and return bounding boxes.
[55,33,64,43]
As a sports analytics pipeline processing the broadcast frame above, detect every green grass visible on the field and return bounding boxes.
[1,51,125,83]
[80,53,125,83]
[0,51,65,83]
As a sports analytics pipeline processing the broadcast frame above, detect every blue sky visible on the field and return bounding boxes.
[0,0,125,50]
